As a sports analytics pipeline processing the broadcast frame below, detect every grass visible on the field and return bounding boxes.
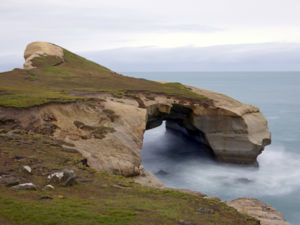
[0,48,207,108]
[0,131,259,225]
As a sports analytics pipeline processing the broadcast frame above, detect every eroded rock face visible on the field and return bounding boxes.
[0,88,271,176]
[143,88,271,164]
[23,41,64,69]
[227,198,291,225]
[188,86,271,164]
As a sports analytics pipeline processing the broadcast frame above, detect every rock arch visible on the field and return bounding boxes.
[0,89,271,177]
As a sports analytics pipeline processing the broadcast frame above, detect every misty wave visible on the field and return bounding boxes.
[142,123,300,200]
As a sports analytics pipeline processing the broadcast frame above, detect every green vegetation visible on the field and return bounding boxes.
[0,48,207,107]
[0,132,259,225]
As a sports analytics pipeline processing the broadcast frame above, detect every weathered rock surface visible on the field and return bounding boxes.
[43,184,55,191]
[48,169,77,186]
[0,175,20,187]
[227,198,291,225]
[187,86,271,163]
[20,165,32,174]
[134,170,165,188]
[11,183,37,191]
[23,41,64,69]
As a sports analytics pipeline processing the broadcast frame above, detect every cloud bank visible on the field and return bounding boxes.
[81,43,300,72]
[1,42,299,72]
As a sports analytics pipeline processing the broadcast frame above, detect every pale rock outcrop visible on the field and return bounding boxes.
[134,170,165,188]
[23,41,64,69]
[43,184,55,191]
[48,169,77,186]
[20,165,32,174]
[227,198,291,225]
[11,183,37,191]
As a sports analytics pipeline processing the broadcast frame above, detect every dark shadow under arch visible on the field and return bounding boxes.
[146,104,215,158]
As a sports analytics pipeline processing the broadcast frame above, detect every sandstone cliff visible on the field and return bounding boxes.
[0,41,271,177]
[0,42,280,224]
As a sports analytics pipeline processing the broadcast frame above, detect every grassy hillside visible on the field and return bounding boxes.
[0,49,206,107]
[0,131,259,225]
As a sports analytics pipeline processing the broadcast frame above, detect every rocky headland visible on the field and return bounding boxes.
[0,42,289,225]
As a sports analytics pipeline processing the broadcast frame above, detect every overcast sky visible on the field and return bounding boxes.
[1,0,300,71]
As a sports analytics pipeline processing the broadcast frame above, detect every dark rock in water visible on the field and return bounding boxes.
[48,169,77,186]
[155,170,168,176]
[236,177,253,184]
[11,183,37,191]
[0,175,20,187]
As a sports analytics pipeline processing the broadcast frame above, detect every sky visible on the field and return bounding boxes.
[1,0,300,71]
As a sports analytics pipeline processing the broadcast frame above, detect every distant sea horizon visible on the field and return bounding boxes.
[123,71,300,225]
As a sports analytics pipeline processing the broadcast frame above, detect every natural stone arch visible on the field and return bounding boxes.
[0,92,271,178]
[0,41,271,180]
[145,103,213,154]
[143,97,271,165]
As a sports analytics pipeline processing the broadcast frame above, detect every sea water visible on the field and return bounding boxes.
[124,72,300,225]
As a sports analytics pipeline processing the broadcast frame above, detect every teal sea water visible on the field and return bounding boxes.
[124,72,300,225]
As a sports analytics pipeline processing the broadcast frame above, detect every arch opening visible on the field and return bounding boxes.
[146,104,214,154]
[142,104,216,178]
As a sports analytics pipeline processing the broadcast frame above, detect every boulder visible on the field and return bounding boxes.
[20,165,32,174]
[11,183,37,191]
[227,198,291,225]
[43,184,55,190]
[0,175,20,187]
[48,169,77,186]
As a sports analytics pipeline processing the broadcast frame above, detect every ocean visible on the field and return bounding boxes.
[124,72,300,225]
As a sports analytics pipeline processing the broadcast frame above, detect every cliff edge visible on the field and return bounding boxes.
[0,41,271,176]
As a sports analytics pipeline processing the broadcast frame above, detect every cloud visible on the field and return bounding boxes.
[1,0,300,55]
[79,43,300,72]
[1,0,300,72]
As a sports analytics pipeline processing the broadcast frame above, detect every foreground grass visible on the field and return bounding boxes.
[0,132,259,225]
[0,49,206,107]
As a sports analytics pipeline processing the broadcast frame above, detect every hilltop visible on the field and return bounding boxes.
[0,42,205,108]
